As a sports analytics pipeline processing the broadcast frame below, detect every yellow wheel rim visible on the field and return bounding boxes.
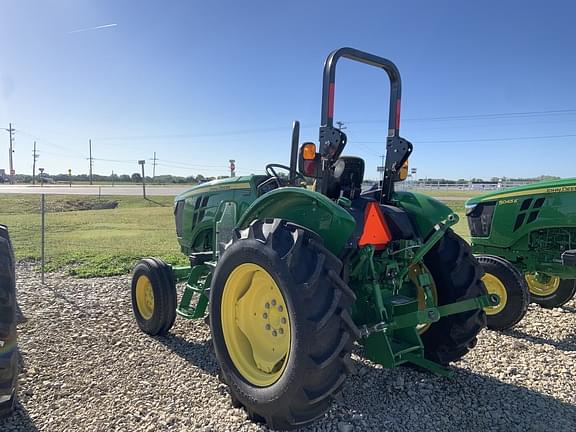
[135,275,155,320]
[221,263,291,387]
[409,264,438,334]
[525,273,560,297]
[482,273,508,315]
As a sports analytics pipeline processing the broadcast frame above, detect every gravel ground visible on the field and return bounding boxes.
[1,264,575,432]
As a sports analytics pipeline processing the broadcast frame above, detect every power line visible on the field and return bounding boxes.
[352,133,576,145]
[348,109,576,125]
[16,129,82,156]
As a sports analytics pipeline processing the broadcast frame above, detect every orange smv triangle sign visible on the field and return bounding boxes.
[358,202,392,250]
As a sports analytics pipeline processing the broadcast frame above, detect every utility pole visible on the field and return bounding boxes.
[378,154,386,185]
[89,139,93,185]
[111,170,115,187]
[336,120,347,130]
[152,152,157,182]
[6,123,15,184]
[138,160,146,198]
[32,141,39,185]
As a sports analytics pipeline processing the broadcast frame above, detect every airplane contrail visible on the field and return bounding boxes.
[68,23,118,34]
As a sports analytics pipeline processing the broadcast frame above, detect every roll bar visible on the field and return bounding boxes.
[318,47,411,203]
[321,47,402,137]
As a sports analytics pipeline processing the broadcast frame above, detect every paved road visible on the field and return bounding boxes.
[0,184,473,201]
[0,184,191,196]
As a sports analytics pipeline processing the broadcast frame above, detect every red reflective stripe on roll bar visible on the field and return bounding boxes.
[395,98,401,130]
[328,83,335,119]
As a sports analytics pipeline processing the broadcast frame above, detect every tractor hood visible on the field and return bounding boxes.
[466,178,576,208]
[175,176,256,202]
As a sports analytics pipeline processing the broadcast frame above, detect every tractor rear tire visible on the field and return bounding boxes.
[477,255,530,330]
[131,258,177,336]
[526,274,576,309]
[0,225,18,418]
[210,219,359,430]
[421,229,487,365]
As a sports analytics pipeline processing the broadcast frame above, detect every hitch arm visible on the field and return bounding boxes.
[397,213,459,282]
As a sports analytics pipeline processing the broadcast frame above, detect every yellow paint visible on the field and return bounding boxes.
[482,273,508,315]
[221,263,291,387]
[525,273,560,297]
[482,185,576,202]
[193,182,251,194]
[497,199,518,205]
[409,263,438,334]
[135,275,155,320]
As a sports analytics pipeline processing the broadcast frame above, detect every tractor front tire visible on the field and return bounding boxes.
[525,274,576,309]
[421,229,487,365]
[477,255,530,330]
[0,226,18,418]
[210,219,359,430]
[131,258,177,335]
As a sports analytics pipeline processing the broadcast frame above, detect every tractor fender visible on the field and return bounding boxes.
[393,191,455,239]
[236,187,356,255]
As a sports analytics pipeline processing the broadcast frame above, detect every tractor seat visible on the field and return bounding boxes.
[326,156,365,200]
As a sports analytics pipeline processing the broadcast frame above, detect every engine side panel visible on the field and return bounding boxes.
[175,176,260,256]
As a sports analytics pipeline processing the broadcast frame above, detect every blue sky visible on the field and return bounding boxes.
[1,0,575,180]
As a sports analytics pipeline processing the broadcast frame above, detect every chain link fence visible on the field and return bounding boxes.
[1,193,185,282]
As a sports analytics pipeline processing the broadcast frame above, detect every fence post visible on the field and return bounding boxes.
[41,194,45,285]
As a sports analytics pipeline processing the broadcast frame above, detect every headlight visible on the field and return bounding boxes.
[465,203,478,216]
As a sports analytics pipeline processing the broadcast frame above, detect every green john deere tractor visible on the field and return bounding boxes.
[466,179,576,330]
[131,48,497,429]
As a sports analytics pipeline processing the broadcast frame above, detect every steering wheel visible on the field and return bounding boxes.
[265,164,306,187]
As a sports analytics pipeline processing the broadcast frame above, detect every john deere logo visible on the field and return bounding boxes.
[513,197,545,232]
[546,185,576,194]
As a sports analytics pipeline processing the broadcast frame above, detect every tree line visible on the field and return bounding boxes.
[11,173,221,184]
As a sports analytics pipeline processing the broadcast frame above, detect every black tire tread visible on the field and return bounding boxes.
[0,225,18,418]
[211,219,359,430]
[477,255,530,330]
[131,257,177,336]
[529,277,576,309]
[421,229,487,365]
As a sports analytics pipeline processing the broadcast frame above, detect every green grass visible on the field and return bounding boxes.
[408,189,481,239]
[410,188,483,199]
[1,191,473,278]
[1,194,186,277]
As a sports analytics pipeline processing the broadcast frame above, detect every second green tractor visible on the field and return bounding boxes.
[130,48,498,430]
[466,179,576,330]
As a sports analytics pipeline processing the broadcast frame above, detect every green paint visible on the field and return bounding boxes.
[168,175,490,376]
[393,191,456,239]
[176,264,212,319]
[466,177,576,278]
[237,187,356,255]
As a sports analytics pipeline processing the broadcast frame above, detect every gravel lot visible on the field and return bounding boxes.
[1,264,575,431]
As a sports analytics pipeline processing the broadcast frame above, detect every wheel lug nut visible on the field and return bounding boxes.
[278,328,284,335]
[265,324,271,330]
[271,299,277,306]
[265,303,270,309]
[277,305,283,312]
[263,313,268,319]
[281,317,287,324]
[272,330,277,337]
